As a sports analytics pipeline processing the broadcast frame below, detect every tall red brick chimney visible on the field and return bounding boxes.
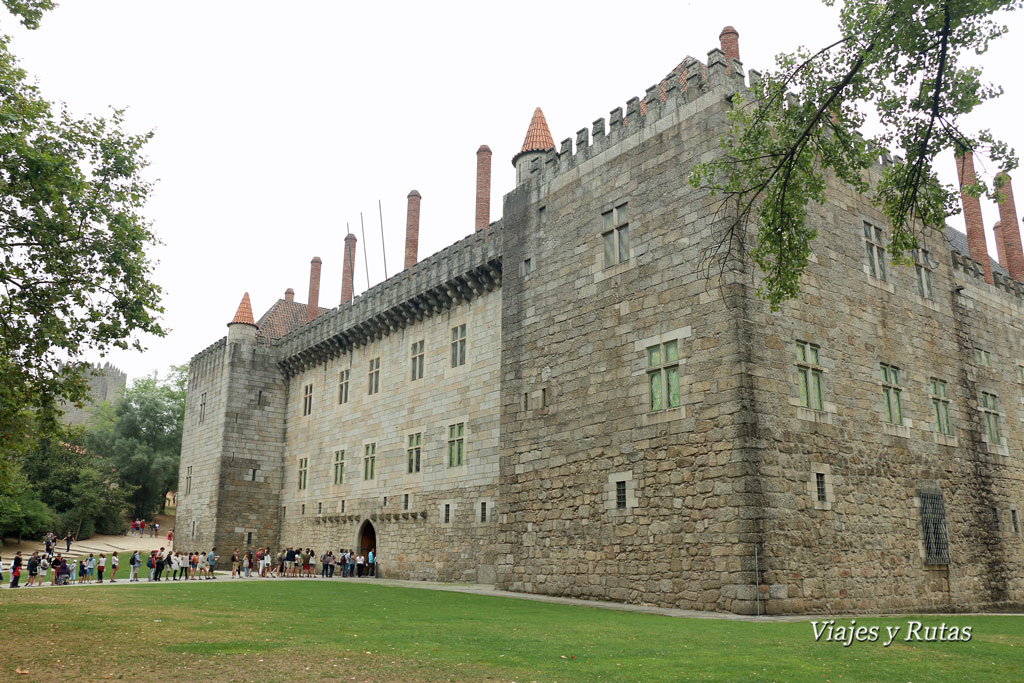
[954,150,993,284]
[992,221,1008,271]
[341,233,357,304]
[995,172,1024,282]
[475,145,492,237]
[404,190,421,271]
[284,287,295,302]
[720,26,740,72]
[306,256,322,322]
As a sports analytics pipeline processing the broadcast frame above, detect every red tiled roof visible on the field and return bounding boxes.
[519,107,555,155]
[255,299,329,344]
[230,292,255,325]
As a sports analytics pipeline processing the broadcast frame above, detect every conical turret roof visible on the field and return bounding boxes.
[229,292,255,326]
[512,107,555,165]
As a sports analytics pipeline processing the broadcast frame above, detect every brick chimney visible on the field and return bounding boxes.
[475,145,492,237]
[341,233,357,304]
[719,26,740,72]
[995,172,1024,282]
[992,221,1008,271]
[954,149,993,284]
[284,287,295,302]
[306,256,322,322]
[404,190,421,271]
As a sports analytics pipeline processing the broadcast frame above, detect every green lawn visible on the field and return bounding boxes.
[0,581,1021,681]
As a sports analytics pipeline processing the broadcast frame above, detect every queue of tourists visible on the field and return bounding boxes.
[0,547,219,588]
[229,547,377,579]
[1,544,378,588]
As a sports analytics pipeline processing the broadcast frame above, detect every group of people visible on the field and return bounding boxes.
[230,547,377,579]
[128,519,163,538]
[1,550,118,587]
[1,546,219,588]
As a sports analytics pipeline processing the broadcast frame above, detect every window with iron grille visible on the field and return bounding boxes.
[918,491,950,565]
[880,363,902,424]
[815,472,826,503]
[616,480,627,509]
[992,507,1001,532]
[338,370,349,404]
[929,378,952,435]
[864,222,886,280]
[404,494,409,510]
[368,358,380,394]
[444,503,450,524]
[411,340,424,381]
[602,204,629,268]
[981,392,1001,443]
[480,501,487,522]
[407,432,421,473]
[796,341,823,410]
[303,383,313,416]
[451,325,466,367]
[914,248,933,299]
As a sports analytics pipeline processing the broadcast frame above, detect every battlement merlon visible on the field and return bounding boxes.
[274,224,503,377]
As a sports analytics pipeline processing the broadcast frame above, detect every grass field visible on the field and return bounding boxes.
[0,581,1021,681]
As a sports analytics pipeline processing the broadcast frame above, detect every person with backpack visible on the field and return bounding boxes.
[129,551,140,582]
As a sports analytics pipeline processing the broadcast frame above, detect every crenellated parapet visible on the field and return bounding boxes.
[950,248,1024,301]
[275,224,503,377]
[523,50,753,190]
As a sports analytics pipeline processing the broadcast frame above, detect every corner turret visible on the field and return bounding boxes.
[512,108,555,185]
[227,292,257,344]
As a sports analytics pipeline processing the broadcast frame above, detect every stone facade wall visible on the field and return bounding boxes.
[176,338,227,550]
[278,287,502,582]
[496,63,762,613]
[742,167,1024,613]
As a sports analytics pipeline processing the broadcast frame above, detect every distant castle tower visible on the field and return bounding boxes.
[60,362,127,426]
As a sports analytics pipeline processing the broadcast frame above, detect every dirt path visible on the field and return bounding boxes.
[1,514,176,561]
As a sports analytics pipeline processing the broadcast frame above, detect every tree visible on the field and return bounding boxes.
[689,0,1020,309]
[0,0,164,485]
[85,365,186,519]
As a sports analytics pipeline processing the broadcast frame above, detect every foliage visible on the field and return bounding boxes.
[10,424,130,540]
[0,0,163,488]
[85,365,186,519]
[0,480,54,541]
[690,0,1021,309]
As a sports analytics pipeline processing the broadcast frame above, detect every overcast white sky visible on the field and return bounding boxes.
[7,1,1023,383]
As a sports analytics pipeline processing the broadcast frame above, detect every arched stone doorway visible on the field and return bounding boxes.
[358,520,376,575]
